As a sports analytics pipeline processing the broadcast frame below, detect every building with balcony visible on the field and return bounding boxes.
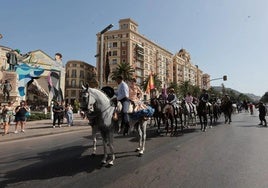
[96,18,173,89]
[173,48,204,87]
[65,60,97,105]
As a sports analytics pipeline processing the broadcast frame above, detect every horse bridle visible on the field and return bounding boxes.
[83,89,113,114]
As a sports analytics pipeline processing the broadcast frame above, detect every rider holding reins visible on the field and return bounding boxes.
[167,88,179,115]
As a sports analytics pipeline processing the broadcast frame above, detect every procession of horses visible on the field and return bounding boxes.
[80,86,235,166]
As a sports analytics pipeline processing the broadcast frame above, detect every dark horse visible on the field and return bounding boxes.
[150,97,165,132]
[197,101,209,132]
[221,100,233,124]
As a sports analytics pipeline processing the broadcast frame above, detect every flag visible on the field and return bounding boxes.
[146,73,155,94]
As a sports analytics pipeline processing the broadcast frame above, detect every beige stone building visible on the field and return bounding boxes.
[173,48,206,87]
[96,18,210,93]
[96,18,173,89]
[65,60,97,105]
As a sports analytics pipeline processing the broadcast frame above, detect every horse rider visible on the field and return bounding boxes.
[185,92,194,113]
[167,88,179,115]
[115,75,130,135]
[221,94,232,107]
[199,89,210,104]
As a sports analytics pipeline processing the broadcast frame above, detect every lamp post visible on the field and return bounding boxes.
[99,24,113,89]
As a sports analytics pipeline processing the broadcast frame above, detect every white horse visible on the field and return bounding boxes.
[180,100,197,128]
[116,102,150,156]
[80,86,116,166]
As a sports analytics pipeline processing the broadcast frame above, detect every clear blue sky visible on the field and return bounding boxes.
[1,0,267,96]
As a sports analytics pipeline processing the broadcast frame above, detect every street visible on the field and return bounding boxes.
[1,111,268,188]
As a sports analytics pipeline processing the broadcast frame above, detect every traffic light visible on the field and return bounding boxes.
[223,75,227,81]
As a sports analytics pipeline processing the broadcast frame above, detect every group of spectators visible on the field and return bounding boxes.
[52,101,74,128]
[0,101,30,135]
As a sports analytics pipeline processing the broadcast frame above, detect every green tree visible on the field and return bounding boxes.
[178,81,192,98]
[168,82,180,96]
[260,92,268,103]
[111,63,135,82]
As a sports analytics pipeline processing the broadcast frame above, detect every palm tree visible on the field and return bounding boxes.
[111,63,135,82]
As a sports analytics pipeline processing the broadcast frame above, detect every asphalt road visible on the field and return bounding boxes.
[1,111,268,188]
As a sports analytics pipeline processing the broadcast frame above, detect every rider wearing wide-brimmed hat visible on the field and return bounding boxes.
[167,87,179,114]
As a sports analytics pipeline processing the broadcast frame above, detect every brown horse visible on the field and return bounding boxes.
[162,104,183,136]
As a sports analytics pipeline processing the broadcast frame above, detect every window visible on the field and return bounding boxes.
[71,70,77,77]
[122,50,126,55]
[80,70,84,78]
[122,42,126,47]
[112,51,117,56]
[121,24,128,29]
[122,59,126,63]
[108,42,112,48]
[112,42,117,48]
[112,59,117,64]
[72,64,77,67]
[71,80,76,87]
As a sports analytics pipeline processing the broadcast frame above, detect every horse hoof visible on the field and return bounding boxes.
[108,160,114,166]
[135,148,141,152]
[101,160,107,165]
[138,151,144,157]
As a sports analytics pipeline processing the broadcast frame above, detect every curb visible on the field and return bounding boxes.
[0,126,91,143]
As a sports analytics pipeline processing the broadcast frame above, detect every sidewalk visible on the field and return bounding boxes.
[0,114,91,143]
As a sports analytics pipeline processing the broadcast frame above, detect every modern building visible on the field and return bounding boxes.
[65,60,97,105]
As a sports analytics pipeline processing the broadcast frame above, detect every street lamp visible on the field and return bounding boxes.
[99,24,113,89]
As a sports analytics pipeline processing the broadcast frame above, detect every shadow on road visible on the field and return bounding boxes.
[0,145,103,187]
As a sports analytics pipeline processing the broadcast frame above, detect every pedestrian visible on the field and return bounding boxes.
[43,107,48,118]
[59,101,65,124]
[2,102,15,135]
[65,103,74,126]
[14,101,30,133]
[116,75,130,135]
[258,102,267,126]
[52,101,63,128]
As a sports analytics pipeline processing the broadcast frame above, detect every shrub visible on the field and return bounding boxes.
[26,112,51,121]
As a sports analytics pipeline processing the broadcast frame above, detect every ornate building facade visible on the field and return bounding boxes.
[96,18,210,92]
[65,60,97,105]
[96,18,173,89]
